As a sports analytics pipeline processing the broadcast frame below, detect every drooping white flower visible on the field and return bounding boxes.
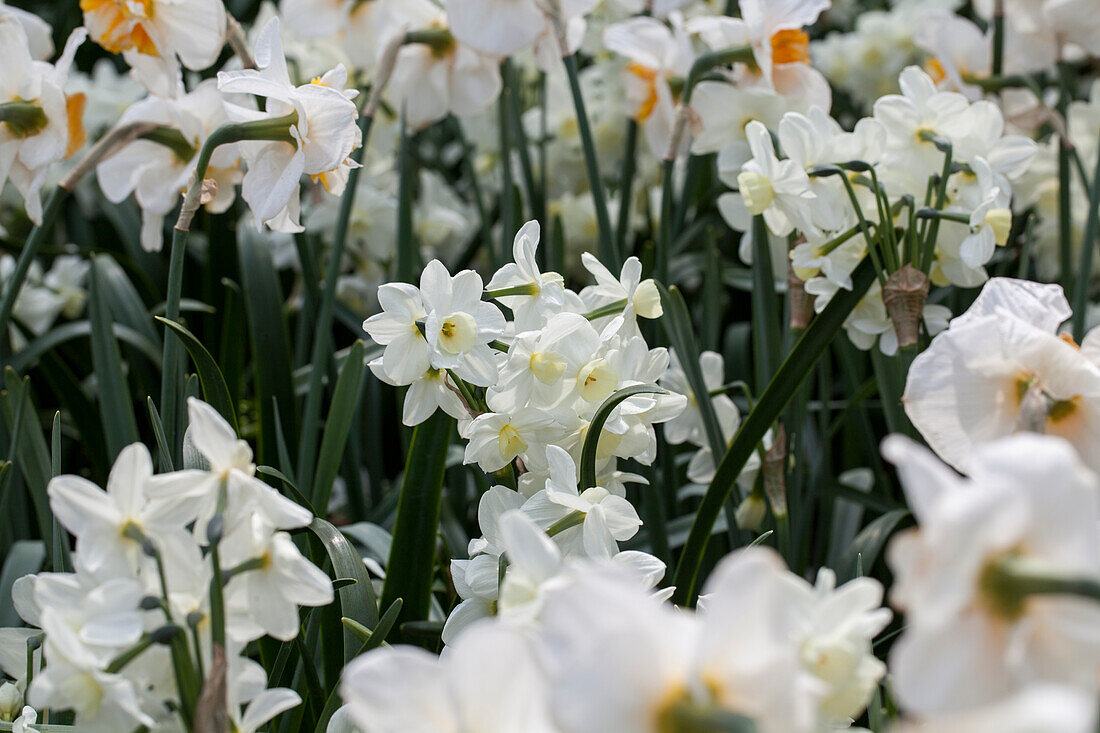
[660,349,739,448]
[384,0,502,129]
[221,515,335,641]
[96,80,239,252]
[217,18,361,232]
[0,15,86,224]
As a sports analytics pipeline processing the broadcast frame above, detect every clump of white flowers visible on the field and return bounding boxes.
[709,63,1036,354]
[0,399,334,731]
[340,545,892,733]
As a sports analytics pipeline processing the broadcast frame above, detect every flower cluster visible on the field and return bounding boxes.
[0,399,333,731]
[710,63,1036,353]
[339,545,892,732]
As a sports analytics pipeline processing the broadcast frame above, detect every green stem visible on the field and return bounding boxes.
[160,114,298,455]
[547,510,584,536]
[561,52,619,270]
[582,297,629,321]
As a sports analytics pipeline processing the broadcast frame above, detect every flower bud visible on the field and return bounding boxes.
[737,171,775,215]
[0,682,21,722]
[633,279,663,319]
[735,492,767,532]
[983,208,1012,246]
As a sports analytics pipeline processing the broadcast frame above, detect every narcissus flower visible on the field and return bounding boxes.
[0,14,86,224]
[217,18,361,232]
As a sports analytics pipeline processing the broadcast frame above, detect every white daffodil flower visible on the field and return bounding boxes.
[777,568,892,724]
[521,446,642,559]
[486,220,566,332]
[221,515,335,641]
[539,549,823,733]
[487,312,602,413]
[384,0,502,129]
[660,349,740,448]
[96,80,240,252]
[687,0,832,110]
[904,277,1100,474]
[363,282,431,386]
[420,259,507,387]
[883,433,1100,714]
[603,14,694,156]
[579,253,663,334]
[722,120,817,239]
[47,443,193,577]
[341,620,555,732]
[146,398,313,541]
[80,0,226,87]
[462,408,556,472]
[217,18,361,232]
[29,609,154,733]
[0,15,85,224]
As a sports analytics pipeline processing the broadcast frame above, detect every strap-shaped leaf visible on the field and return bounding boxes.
[308,517,379,662]
[380,409,454,643]
[88,257,140,459]
[156,317,238,434]
[580,384,664,492]
[311,340,365,512]
[672,259,876,605]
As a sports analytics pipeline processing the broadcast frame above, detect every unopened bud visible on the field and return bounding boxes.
[882,264,930,351]
[735,493,767,532]
[151,624,182,645]
[0,682,21,722]
[633,279,663,319]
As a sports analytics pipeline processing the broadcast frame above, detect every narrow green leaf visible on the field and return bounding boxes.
[751,215,782,387]
[146,397,174,473]
[311,340,365,513]
[88,257,140,459]
[3,370,56,557]
[155,316,238,433]
[0,540,44,626]
[238,235,298,465]
[580,385,664,492]
[658,284,726,461]
[308,517,380,662]
[837,508,912,583]
[380,410,454,643]
[672,259,876,605]
[49,412,70,573]
[10,321,162,375]
[256,465,315,514]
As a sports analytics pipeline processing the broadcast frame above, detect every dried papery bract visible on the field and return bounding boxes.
[882,265,930,350]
